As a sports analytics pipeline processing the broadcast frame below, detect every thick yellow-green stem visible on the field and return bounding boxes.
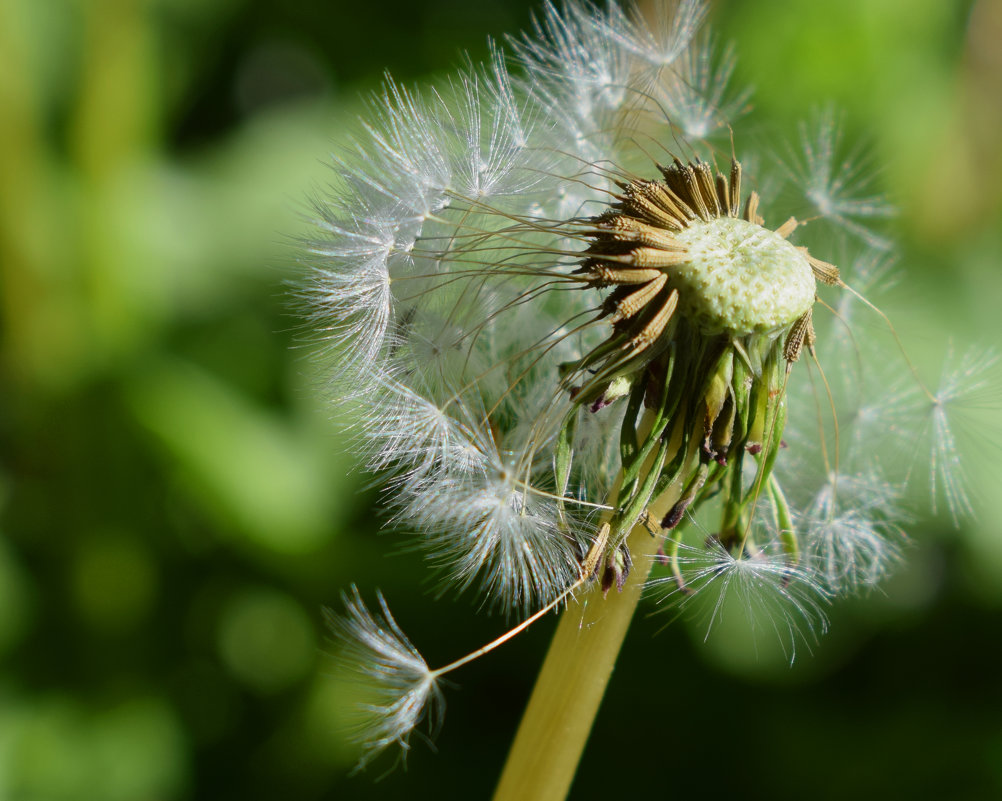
[491,482,682,801]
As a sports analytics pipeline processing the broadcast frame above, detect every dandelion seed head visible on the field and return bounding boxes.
[672,216,815,334]
[299,0,987,765]
[304,0,922,634]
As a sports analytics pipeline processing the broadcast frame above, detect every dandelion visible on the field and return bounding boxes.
[301,1,988,797]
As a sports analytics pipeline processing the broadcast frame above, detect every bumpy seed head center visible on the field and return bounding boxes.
[571,159,831,404]
[672,217,815,336]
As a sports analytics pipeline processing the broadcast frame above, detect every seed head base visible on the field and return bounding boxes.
[557,157,840,582]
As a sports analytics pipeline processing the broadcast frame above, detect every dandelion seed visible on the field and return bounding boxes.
[510,1,635,162]
[400,465,582,613]
[326,588,444,770]
[508,0,705,171]
[595,0,708,68]
[844,346,999,524]
[896,347,1000,522]
[801,470,904,593]
[303,195,399,387]
[656,33,751,139]
[837,249,901,311]
[784,105,895,251]
[653,536,830,662]
[359,376,485,482]
[927,348,1000,520]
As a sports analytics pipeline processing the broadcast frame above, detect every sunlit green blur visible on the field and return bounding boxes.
[1,1,1000,799]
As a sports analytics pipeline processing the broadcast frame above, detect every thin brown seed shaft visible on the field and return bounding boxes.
[744,191,762,225]
[783,308,814,362]
[609,273,668,322]
[592,249,688,269]
[694,161,721,217]
[660,158,689,197]
[774,216,800,239]
[805,315,817,348]
[590,266,661,285]
[715,174,730,216]
[629,289,678,349]
[729,159,742,216]
[656,180,698,222]
[621,189,686,230]
[638,181,692,226]
[627,246,690,269]
[600,216,684,249]
[806,253,841,285]
[679,164,710,220]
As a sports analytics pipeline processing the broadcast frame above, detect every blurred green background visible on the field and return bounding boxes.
[2,0,1001,799]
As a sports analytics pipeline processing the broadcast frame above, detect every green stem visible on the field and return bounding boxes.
[491,475,683,801]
